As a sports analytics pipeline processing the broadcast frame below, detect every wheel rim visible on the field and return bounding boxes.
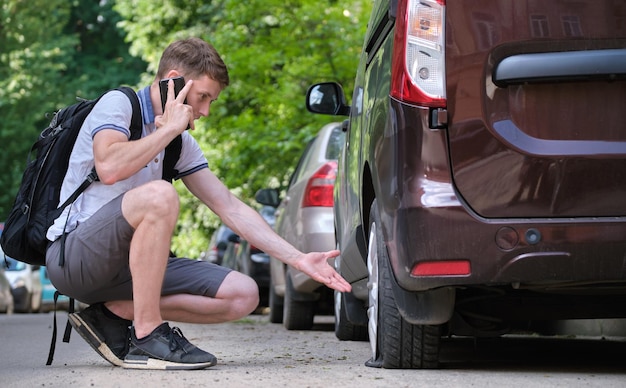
[334,249,342,326]
[366,221,379,360]
[334,290,341,329]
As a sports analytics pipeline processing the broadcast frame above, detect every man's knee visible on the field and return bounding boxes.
[128,181,179,217]
[218,272,260,318]
[145,180,179,211]
[122,181,180,228]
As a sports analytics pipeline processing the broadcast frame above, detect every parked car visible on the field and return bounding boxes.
[201,224,237,265]
[256,122,347,330]
[1,250,42,313]
[306,0,626,369]
[0,266,14,314]
[220,205,276,308]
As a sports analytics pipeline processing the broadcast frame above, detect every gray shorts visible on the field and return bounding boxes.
[46,194,231,305]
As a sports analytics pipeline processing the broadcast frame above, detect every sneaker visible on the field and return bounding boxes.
[68,303,132,367]
[123,323,217,370]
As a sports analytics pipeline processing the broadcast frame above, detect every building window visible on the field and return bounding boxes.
[530,15,550,38]
[562,15,582,37]
[473,12,499,50]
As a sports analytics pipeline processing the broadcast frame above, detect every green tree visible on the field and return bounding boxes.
[0,0,145,220]
[0,0,76,218]
[115,0,371,257]
[62,0,147,98]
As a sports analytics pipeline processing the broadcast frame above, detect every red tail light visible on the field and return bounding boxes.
[302,161,338,208]
[391,0,447,107]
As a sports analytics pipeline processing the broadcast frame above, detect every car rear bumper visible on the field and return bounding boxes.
[387,203,626,293]
[371,98,626,295]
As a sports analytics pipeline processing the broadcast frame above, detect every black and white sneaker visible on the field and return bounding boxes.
[123,323,217,370]
[68,303,132,367]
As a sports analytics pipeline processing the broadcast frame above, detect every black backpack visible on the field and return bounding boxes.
[0,86,182,267]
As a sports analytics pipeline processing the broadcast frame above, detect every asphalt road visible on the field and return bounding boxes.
[0,312,625,387]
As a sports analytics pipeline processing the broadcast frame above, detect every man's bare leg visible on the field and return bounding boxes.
[105,270,260,323]
[121,180,179,339]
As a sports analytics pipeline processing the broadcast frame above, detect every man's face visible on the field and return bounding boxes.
[186,74,223,119]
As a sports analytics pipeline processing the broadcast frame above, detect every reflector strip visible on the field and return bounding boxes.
[411,260,471,276]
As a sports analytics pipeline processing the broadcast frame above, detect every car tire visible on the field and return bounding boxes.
[334,289,368,341]
[31,291,41,313]
[269,284,284,323]
[283,275,315,330]
[23,291,33,313]
[365,200,441,369]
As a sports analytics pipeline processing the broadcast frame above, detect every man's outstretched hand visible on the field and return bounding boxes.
[292,250,351,293]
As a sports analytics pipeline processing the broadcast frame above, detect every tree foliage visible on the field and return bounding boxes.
[0,0,145,219]
[0,0,76,216]
[1,0,371,258]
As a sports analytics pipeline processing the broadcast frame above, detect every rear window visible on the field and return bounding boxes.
[325,126,345,160]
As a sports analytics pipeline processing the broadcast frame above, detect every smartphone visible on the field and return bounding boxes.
[159,76,189,129]
[159,76,186,111]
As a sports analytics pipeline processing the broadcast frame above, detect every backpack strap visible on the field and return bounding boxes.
[117,86,143,141]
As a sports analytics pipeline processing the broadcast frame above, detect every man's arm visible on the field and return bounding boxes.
[182,168,351,292]
[94,81,193,185]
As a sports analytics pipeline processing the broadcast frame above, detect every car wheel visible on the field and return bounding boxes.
[31,291,42,313]
[283,275,315,330]
[334,253,368,341]
[365,200,441,369]
[334,289,368,341]
[24,292,33,313]
[268,284,284,323]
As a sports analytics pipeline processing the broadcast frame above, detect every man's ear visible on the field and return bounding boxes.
[164,70,182,79]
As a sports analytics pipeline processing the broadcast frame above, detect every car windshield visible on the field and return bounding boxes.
[1,256,26,271]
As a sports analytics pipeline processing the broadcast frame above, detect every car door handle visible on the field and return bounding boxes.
[493,49,626,87]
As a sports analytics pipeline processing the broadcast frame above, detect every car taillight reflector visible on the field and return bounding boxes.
[411,260,470,276]
[391,0,446,107]
[302,161,338,208]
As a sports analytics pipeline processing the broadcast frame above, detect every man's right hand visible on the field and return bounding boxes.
[156,79,194,132]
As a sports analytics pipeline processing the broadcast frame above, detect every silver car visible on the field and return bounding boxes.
[0,266,14,314]
[1,254,42,313]
[256,122,345,329]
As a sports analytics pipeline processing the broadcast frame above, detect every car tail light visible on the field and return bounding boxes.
[250,244,263,254]
[302,161,338,208]
[391,0,446,107]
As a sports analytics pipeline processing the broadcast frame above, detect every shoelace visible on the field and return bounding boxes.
[167,326,189,354]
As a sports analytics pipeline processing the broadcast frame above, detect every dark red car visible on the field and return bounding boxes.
[307,0,626,369]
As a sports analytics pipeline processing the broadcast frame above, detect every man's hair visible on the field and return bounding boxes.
[156,38,230,88]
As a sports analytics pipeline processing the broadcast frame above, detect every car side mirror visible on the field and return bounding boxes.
[228,234,241,243]
[306,82,350,116]
[255,188,281,208]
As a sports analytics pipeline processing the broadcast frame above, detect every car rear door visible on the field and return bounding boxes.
[445,0,626,218]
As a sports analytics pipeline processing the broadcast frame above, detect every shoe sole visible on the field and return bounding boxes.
[123,354,216,370]
[68,313,124,367]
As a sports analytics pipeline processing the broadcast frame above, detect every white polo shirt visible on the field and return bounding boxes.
[46,86,208,241]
